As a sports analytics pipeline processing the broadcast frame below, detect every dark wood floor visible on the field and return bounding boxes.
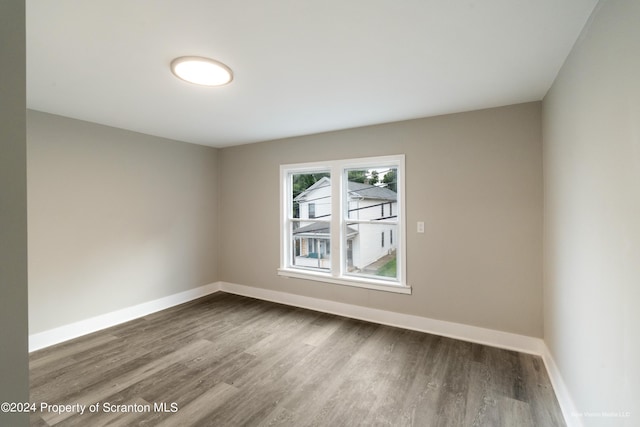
[29,292,565,426]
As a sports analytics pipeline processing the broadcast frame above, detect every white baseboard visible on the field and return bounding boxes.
[28,282,221,352]
[540,345,583,427]
[218,281,545,355]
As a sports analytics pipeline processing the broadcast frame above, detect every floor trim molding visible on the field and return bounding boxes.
[219,281,545,355]
[28,282,221,352]
[540,345,583,427]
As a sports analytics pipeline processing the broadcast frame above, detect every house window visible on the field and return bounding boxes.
[279,155,408,293]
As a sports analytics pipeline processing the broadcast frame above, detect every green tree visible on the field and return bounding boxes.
[382,169,397,192]
[347,170,367,184]
[369,170,379,186]
[348,169,379,185]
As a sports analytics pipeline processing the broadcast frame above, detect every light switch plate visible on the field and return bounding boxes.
[417,221,425,233]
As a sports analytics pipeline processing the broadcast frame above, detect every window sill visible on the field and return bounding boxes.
[277,268,412,295]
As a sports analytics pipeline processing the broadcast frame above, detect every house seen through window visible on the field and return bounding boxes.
[279,155,407,292]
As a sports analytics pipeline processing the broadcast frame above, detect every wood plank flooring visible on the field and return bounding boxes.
[29,292,565,426]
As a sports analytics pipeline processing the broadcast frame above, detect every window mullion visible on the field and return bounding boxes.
[281,169,290,269]
[330,164,342,278]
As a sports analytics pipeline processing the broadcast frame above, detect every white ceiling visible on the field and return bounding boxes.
[26,0,598,148]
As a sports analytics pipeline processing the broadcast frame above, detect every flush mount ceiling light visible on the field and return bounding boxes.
[170,56,233,87]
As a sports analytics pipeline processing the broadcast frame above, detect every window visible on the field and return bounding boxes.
[279,155,408,294]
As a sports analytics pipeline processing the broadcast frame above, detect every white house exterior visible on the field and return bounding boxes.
[292,177,397,274]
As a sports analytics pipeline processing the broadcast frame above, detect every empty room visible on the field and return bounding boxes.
[1,0,638,426]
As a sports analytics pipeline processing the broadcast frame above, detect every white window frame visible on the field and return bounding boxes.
[278,155,410,294]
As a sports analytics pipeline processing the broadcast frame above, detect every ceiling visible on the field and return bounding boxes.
[26,0,598,148]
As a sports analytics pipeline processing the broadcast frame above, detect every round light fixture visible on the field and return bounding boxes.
[170,56,233,87]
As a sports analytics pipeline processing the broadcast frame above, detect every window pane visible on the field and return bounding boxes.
[344,166,398,281]
[290,171,331,272]
[291,220,331,271]
[345,222,397,280]
[345,167,398,221]
[292,172,331,219]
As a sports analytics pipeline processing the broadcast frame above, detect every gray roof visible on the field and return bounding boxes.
[295,177,396,202]
[347,181,397,201]
[293,222,330,234]
[293,222,358,236]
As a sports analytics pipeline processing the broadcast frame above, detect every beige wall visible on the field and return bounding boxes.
[0,0,29,425]
[543,0,640,423]
[27,111,219,334]
[219,102,543,337]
